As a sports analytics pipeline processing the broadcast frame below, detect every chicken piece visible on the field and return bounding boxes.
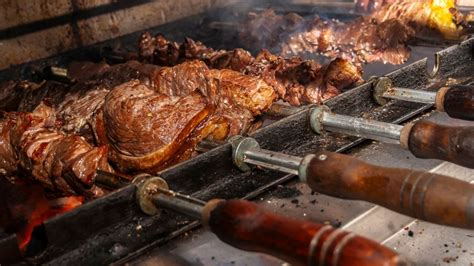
[246,50,363,105]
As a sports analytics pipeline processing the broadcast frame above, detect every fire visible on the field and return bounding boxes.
[0,179,83,251]
[373,0,465,40]
[17,196,83,250]
[427,0,460,39]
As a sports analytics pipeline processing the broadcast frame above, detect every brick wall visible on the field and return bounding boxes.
[0,0,238,70]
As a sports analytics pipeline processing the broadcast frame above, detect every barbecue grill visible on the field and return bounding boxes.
[0,1,473,265]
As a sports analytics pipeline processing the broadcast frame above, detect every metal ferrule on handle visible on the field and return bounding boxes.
[310,106,403,144]
[136,176,205,219]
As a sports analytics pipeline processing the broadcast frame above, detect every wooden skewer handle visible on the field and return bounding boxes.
[301,152,474,229]
[401,120,474,169]
[436,85,474,121]
[202,199,406,266]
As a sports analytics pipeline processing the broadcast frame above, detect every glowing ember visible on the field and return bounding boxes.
[0,179,83,251]
[16,196,83,250]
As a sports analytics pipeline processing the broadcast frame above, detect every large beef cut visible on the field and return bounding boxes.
[96,80,216,173]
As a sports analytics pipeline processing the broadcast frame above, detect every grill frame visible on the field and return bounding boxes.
[0,3,473,264]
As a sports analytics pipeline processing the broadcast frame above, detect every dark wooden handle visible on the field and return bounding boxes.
[204,199,405,266]
[303,152,474,229]
[437,85,474,121]
[405,120,474,169]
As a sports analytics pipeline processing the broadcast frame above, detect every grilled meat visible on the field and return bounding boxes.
[240,10,414,65]
[96,80,216,173]
[66,60,159,86]
[0,103,112,197]
[152,60,276,114]
[0,58,276,176]
[152,60,276,135]
[0,33,360,180]
[65,60,275,139]
[138,33,363,105]
[240,2,469,64]
[245,50,362,105]
[0,61,162,143]
[139,33,255,72]
[370,0,467,40]
[355,0,392,12]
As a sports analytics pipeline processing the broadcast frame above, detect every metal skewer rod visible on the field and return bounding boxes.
[310,105,403,144]
[135,176,405,266]
[309,105,474,169]
[374,77,474,121]
[380,87,436,104]
[230,136,474,229]
[243,147,302,175]
[151,187,205,220]
[373,77,438,105]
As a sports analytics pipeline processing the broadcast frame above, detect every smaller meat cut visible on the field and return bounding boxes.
[0,103,113,198]
[138,33,363,106]
[239,2,470,65]
[240,9,414,65]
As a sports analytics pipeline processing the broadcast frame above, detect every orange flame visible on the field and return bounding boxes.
[17,196,83,250]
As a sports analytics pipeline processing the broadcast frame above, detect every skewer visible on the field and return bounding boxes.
[373,77,474,121]
[136,176,406,266]
[310,106,474,169]
[265,103,304,118]
[230,136,474,229]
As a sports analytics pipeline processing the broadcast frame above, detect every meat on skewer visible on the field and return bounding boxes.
[240,9,414,65]
[238,1,470,64]
[138,33,363,105]
[0,32,362,191]
[0,59,277,177]
[0,103,113,198]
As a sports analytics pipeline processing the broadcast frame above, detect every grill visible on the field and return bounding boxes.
[0,1,473,265]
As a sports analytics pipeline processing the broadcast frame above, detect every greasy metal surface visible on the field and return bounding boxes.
[130,112,474,266]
